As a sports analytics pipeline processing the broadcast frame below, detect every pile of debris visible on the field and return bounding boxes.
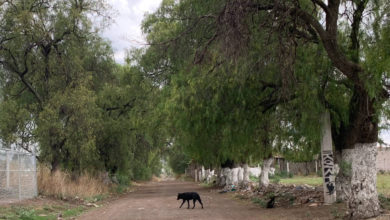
[234,183,324,208]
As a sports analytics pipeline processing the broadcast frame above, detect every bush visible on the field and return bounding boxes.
[379,193,390,210]
[133,166,152,181]
[115,173,131,186]
[316,169,322,177]
[251,198,267,208]
[271,176,281,184]
[168,152,190,174]
[270,170,293,180]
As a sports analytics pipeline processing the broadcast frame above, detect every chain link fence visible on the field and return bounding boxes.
[0,149,37,203]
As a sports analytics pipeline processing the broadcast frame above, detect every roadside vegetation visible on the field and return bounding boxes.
[0,205,85,220]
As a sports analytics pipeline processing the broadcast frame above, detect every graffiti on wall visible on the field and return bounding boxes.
[322,150,335,195]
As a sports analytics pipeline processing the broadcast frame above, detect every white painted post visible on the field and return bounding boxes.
[6,151,10,188]
[286,162,290,174]
[201,166,205,181]
[321,111,336,204]
[18,153,21,201]
[33,154,37,197]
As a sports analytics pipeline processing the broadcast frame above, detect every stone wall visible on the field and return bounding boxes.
[377,147,390,172]
[275,158,321,176]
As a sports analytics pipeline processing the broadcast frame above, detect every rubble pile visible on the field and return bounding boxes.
[234,184,324,208]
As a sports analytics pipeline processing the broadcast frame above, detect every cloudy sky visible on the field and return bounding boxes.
[99,0,162,63]
[99,0,390,146]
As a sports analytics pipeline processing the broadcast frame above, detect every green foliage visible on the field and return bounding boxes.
[0,0,166,181]
[379,194,390,210]
[271,176,281,184]
[249,175,259,182]
[0,205,85,220]
[168,147,191,174]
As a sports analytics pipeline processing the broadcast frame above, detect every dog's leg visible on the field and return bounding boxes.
[187,200,190,209]
[198,198,203,209]
[192,199,196,209]
[179,200,185,208]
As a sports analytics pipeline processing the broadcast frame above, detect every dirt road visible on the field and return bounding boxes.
[78,180,344,220]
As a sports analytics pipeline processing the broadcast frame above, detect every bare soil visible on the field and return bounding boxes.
[78,180,355,220]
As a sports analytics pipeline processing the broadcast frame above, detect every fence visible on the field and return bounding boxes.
[0,148,37,203]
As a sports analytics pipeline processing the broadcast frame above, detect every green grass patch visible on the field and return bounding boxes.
[377,174,390,196]
[280,175,322,186]
[0,205,85,220]
[249,175,259,182]
[379,193,390,211]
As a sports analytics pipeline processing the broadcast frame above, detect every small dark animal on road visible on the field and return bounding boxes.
[266,196,276,208]
[177,192,204,209]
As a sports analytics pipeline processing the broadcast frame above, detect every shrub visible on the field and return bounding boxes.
[271,176,281,184]
[249,175,259,182]
[251,198,267,208]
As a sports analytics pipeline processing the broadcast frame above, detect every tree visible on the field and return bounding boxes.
[96,63,166,180]
[0,0,114,172]
[142,0,390,218]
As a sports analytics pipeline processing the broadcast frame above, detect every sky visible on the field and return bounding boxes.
[99,0,162,63]
[99,0,390,146]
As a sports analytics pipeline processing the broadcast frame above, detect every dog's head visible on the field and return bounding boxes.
[177,193,182,200]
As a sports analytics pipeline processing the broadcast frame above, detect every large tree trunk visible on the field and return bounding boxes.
[225,168,233,187]
[194,168,198,182]
[231,167,239,186]
[219,167,229,187]
[215,167,222,186]
[336,150,350,202]
[341,143,380,219]
[259,157,273,188]
[321,111,336,204]
[237,166,244,184]
[201,166,205,181]
[241,163,250,188]
[205,168,210,183]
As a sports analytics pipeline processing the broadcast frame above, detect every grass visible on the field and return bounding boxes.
[377,174,390,196]
[38,166,109,199]
[0,205,85,220]
[280,175,322,186]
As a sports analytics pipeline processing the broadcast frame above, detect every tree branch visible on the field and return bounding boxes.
[349,0,369,62]
[311,0,330,15]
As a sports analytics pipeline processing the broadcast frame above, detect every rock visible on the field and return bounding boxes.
[86,203,99,207]
[303,184,315,190]
[308,203,319,207]
[111,176,119,184]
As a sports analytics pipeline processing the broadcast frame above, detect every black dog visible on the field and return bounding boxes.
[266,196,276,208]
[177,192,203,209]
